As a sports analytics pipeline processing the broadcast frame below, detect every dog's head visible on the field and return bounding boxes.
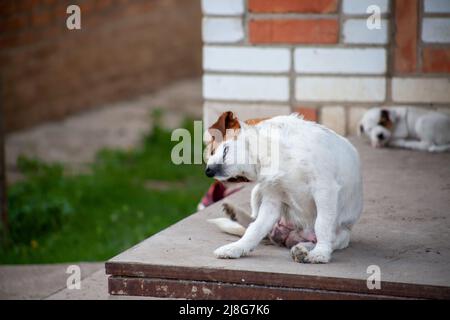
[204,111,264,183]
[359,108,397,148]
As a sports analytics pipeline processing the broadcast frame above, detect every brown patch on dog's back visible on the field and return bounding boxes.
[378,109,393,129]
[244,117,269,126]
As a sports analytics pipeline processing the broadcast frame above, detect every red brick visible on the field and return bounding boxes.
[15,0,38,11]
[422,47,450,74]
[394,0,418,73]
[249,0,337,13]
[0,1,19,17]
[31,9,52,27]
[294,107,318,122]
[249,19,338,44]
[96,0,113,10]
[0,15,29,33]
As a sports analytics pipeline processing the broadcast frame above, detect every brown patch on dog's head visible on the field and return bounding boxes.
[209,111,241,137]
[206,111,241,156]
[378,109,393,129]
[205,113,272,158]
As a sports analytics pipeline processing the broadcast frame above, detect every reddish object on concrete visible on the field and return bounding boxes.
[249,19,339,44]
[422,48,450,73]
[248,0,337,14]
[200,181,243,208]
[394,0,418,73]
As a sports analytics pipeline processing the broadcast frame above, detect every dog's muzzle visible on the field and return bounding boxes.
[205,164,222,178]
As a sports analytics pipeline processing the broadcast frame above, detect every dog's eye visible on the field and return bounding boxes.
[359,124,364,133]
[223,146,229,160]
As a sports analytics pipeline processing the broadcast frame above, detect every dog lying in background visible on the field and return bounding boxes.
[359,107,450,152]
[204,111,363,263]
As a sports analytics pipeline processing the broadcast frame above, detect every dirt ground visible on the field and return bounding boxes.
[5,78,202,183]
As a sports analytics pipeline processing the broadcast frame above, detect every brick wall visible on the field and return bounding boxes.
[0,0,202,133]
[201,0,450,136]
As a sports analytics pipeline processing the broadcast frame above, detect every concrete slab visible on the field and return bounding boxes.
[0,263,103,300]
[106,138,450,299]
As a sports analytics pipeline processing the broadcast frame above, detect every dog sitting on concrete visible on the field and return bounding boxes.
[205,111,363,263]
[359,107,450,152]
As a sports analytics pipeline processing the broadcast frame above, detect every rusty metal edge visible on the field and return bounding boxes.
[105,262,449,299]
[108,276,409,300]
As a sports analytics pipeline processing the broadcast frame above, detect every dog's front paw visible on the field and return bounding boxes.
[214,243,247,259]
[304,248,331,264]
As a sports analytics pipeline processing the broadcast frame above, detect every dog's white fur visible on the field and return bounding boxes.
[206,114,363,263]
[359,106,450,152]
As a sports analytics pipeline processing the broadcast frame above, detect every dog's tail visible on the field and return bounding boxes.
[208,202,254,237]
[208,218,246,237]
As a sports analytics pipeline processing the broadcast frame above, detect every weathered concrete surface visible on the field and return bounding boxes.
[0,263,103,300]
[108,138,450,292]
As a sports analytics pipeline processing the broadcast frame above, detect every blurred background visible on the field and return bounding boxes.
[1,0,450,267]
[0,0,209,265]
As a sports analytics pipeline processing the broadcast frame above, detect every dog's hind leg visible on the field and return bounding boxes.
[214,197,281,259]
[290,242,315,263]
[222,202,254,228]
[302,184,340,264]
[332,228,351,250]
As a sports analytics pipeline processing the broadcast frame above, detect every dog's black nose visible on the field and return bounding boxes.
[205,166,215,177]
[205,164,222,178]
[377,133,385,141]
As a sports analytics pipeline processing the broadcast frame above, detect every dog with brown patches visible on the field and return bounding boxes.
[203,112,312,249]
[359,107,450,152]
[204,111,363,263]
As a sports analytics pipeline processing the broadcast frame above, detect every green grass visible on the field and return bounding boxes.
[0,114,211,264]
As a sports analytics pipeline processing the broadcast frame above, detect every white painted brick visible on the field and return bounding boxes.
[392,78,450,103]
[343,0,389,14]
[295,48,386,74]
[202,17,244,43]
[320,106,347,136]
[424,0,450,13]
[203,74,289,101]
[348,107,369,135]
[343,19,388,44]
[296,76,386,102]
[203,46,290,73]
[201,0,244,15]
[422,18,450,43]
[203,102,290,131]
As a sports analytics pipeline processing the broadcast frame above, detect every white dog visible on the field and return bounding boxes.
[359,107,450,152]
[205,113,363,263]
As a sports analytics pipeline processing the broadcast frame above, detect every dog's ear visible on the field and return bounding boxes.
[379,109,394,129]
[357,122,364,137]
[208,111,241,138]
